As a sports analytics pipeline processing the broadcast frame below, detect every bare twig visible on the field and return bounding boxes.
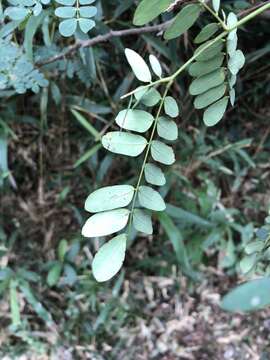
[37,20,172,67]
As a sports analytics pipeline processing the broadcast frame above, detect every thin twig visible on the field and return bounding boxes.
[37,20,172,67]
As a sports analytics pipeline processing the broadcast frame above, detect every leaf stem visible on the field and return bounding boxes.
[128,81,172,234]
[198,0,228,30]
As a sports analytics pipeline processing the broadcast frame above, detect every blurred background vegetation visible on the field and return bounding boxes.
[0,0,270,358]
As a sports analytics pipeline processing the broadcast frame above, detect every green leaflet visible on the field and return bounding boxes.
[245,241,264,255]
[194,83,226,109]
[239,254,257,274]
[149,54,162,78]
[59,18,77,37]
[133,209,153,235]
[133,0,172,26]
[212,0,220,13]
[85,185,135,213]
[194,23,219,44]
[221,278,270,312]
[164,4,201,40]
[92,234,127,282]
[151,140,175,165]
[227,34,238,56]
[47,263,62,287]
[157,116,178,141]
[55,6,77,18]
[195,39,223,61]
[138,186,166,211]
[189,68,225,96]
[228,50,245,75]
[134,88,161,107]
[82,209,130,237]
[102,132,147,157]
[164,96,179,118]
[188,55,224,77]
[227,12,238,40]
[144,163,166,186]
[115,109,154,133]
[229,89,235,106]
[125,48,152,83]
[203,96,228,127]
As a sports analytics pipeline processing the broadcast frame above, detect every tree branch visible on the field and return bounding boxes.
[37,20,172,67]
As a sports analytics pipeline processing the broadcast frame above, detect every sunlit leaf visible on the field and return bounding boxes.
[102,132,147,157]
[212,0,220,13]
[59,18,77,37]
[138,186,166,211]
[85,185,135,213]
[144,163,166,186]
[151,140,175,165]
[115,109,154,133]
[149,54,162,78]
[228,49,245,75]
[134,88,161,107]
[164,96,179,118]
[92,234,127,282]
[133,209,153,235]
[157,116,178,140]
[125,48,152,83]
[82,209,130,237]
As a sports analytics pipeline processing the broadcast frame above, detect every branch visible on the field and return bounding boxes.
[37,21,172,67]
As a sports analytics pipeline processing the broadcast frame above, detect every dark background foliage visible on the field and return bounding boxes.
[0,0,270,358]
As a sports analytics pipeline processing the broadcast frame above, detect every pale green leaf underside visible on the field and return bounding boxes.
[144,163,166,186]
[189,68,225,96]
[134,87,161,107]
[102,132,147,157]
[133,209,153,235]
[221,278,270,312]
[138,186,166,211]
[133,0,172,26]
[194,83,226,109]
[92,234,126,282]
[239,254,257,274]
[203,96,228,127]
[164,4,201,40]
[125,48,152,83]
[188,55,224,77]
[85,185,135,213]
[228,49,245,75]
[164,96,179,118]
[149,54,162,78]
[82,209,129,237]
[151,140,175,165]
[157,116,178,140]
[115,109,154,133]
[212,0,220,13]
